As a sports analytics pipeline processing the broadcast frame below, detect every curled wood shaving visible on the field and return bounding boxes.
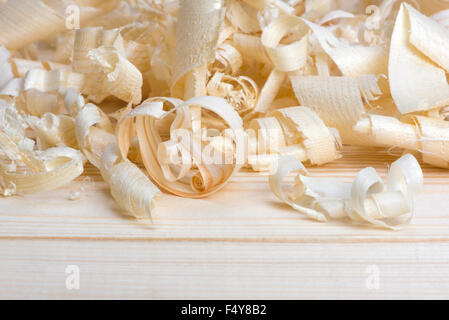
[87,46,143,104]
[290,75,381,143]
[28,113,78,149]
[24,69,85,94]
[269,154,423,229]
[212,43,243,75]
[75,102,114,168]
[72,27,122,73]
[10,58,71,78]
[354,114,449,168]
[303,18,388,77]
[100,143,161,220]
[247,106,341,171]
[206,72,258,115]
[117,95,244,198]
[171,0,225,99]
[227,1,260,34]
[389,3,449,114]
[16,90,63,117]
[0,104,83,196]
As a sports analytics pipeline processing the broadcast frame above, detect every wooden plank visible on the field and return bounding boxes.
[0,146,448,298]
[1,240,449,299]
[0,147,448,242]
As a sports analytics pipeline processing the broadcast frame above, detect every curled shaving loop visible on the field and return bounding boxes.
[212,43,244,75]
[226,0,261,34]
[71,26,150,105]
[254,15,309,113]
[10,58,71,79]
[411,116,449,168]
[270,154,423,229]
[27,113,78,150]
[270,107,341,165]
[261,15,309,73]
[75,103,115,169]
[119,22,157,73]
[269,156,327,222]
[72,27,122,74]
[389,3,449,114]
[301,18,388,77]
[0,103,84,196]
[23,69,85,94]
[118,96,244,198]
[233,33,272,65]
[100,143,161,220]
[350,154,423,230]
[170,0,225,99]
[353,114,449,169]
[289,75,381,145]
[0,131,84,195]
[66,92,160,221]
[206,72,259,115]
[246,106,341,171]
[87,46,143,105]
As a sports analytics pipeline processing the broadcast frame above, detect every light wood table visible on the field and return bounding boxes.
[1,147,448,299]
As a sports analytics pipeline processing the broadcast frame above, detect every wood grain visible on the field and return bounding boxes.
[0,146,448,299]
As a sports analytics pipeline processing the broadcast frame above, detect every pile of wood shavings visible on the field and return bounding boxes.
[1,0,448,229]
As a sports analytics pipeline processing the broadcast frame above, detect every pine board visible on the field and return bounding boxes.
[0,147,448,299]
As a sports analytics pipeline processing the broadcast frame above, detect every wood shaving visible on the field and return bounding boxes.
[269,154,423,229]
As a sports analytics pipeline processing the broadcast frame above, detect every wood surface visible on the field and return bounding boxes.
[0,146,448,299]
